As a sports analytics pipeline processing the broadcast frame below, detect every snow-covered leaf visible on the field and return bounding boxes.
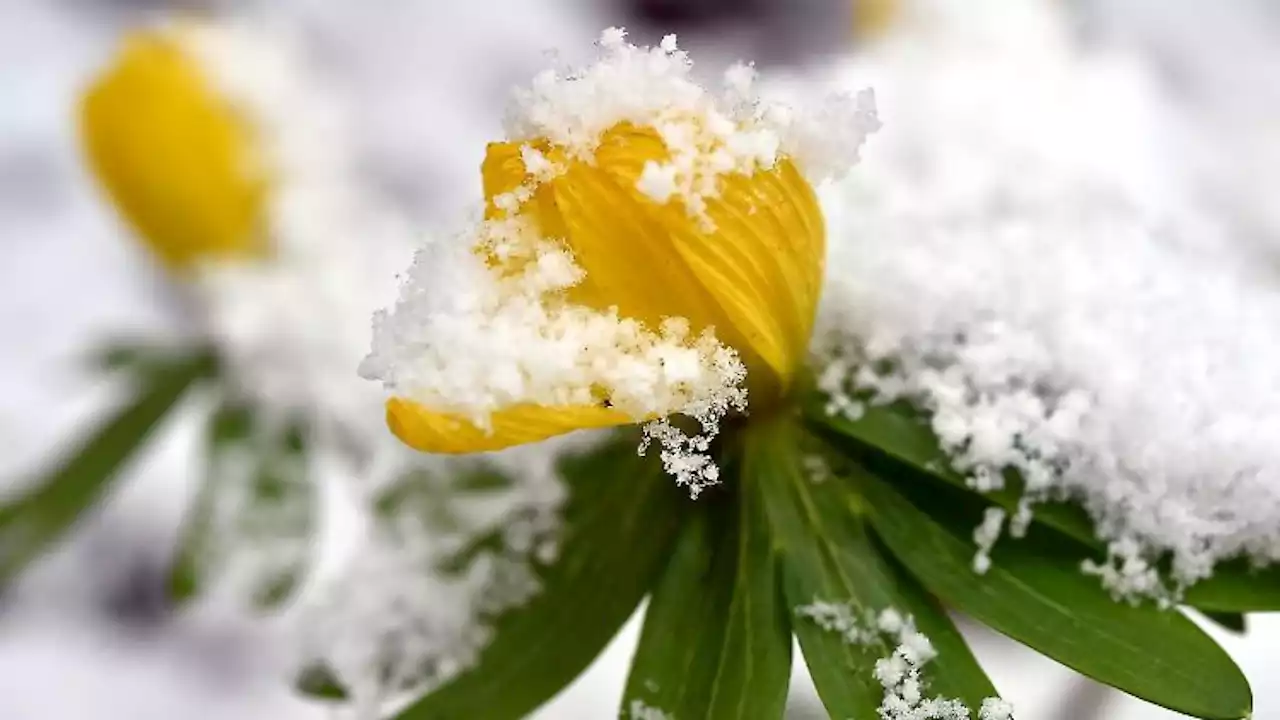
[813,394,1280,612]
[394,433,686,720]
[169,401,314,609]
[808,398,1099,549]
[0,349,215,586]
[859,467,1252,720]
[750,418,996,717]
[1183,559,1280,612]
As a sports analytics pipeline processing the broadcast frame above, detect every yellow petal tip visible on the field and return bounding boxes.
[386,396,634,455]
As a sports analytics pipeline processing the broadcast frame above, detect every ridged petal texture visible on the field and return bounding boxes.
[388,123,824,454]
[80,29,268,270]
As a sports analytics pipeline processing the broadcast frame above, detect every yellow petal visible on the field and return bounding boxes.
[482,140,571,241]
[552,136,738,328]
[645,158,825,388]
[80,31,268,270]
[504,125,823,400]
[386,397,633,454]
[482,132,775,392]
[481,141,526,207]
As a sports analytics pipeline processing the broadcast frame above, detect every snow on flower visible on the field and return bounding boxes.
[362,28,877,496]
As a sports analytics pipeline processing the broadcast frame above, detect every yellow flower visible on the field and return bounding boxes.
[385,121,826,454]
[854,0,900,40]
[80,27,268,271]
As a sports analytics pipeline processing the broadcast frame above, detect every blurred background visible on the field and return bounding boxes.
[1,0,1278,718]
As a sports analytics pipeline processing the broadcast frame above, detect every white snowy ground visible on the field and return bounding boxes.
[0,1,1277,718]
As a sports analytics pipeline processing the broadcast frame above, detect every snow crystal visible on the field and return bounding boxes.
[795,599,881,646]
[971,508,1006,575]
[810,0,1280,600]
[979,698,1016,720]
[803,453,833,484]
[795,600,1011,720]
[898,627,937,667]
[877,607,906,635]
[636,161,679,203]
[627,699,674,720]
[503,27,877,228]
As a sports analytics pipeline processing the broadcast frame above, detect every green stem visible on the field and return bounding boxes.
[0,349,217,585]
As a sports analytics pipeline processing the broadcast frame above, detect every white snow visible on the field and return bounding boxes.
[811,0,1280,601]
[794,600,1012,720]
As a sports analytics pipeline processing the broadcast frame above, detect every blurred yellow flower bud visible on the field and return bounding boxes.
[854,0,900,40]
[80,27,268,271]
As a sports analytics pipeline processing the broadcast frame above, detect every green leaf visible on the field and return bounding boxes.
[372,462,524,566]
[1196,610,1247,636]
[858,468,1252,720]
[619,495,737,718]
[811,394,1280,613]
[395,433,687,720]
[807,398,1101,550]
[620,479,790,720]
[169,402,314,609]
[169,401,253,603]
[622,454,791,720]
[87,340,153,374]
[748,418,996,718]
[295,663,350,701]
[294,455,556,702]
[86,339,199,377]
[0,350,216,585]
[1183,559,1280,613]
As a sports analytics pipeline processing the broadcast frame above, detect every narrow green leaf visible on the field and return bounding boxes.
[396,433,687,720]
[0,350,216,585]
[169,401,252,603]
[1196,610,1247,636]
[812,395,1280,613]
[86,339,199,378]
[620,495,737,718]
[807,398,1101,550]
[295,663,350,700]
[858,469,1252,720]
[622,456,791,720]
[169,403,313,609]
[87,340,152,374]
[703,477,792,719]
[1183,559,1280,612]
[748,419,996,718]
